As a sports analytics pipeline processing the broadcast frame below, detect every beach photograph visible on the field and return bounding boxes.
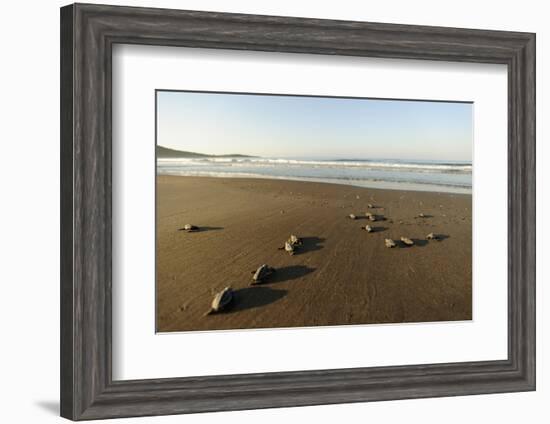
[155,90,473,332]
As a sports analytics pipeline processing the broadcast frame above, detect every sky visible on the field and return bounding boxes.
[156,90,472,161]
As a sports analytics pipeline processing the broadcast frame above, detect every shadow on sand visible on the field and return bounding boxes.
[294,236,325,254]
[178,226,224,232]
[361,226,388,233]
[268,265,316,284]
[407,239,429,247]
[228,287,287,313]
[358,215,387,222]
[398,234,450,248]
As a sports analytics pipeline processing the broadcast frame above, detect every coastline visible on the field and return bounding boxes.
[156,175,472,332]
[156,156,472,194]
[156,170,472,194]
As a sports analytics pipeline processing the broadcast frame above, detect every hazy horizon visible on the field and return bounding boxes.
[157,90,473,162]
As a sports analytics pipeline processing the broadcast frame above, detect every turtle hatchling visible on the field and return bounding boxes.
[278,240,296,255]
[251,264,276,284]
[366,212,377,221]
[385,238,396,248]
[426,232,440,241]
[362,225,373,233]
[204,287,233,315]
[349,213,357,220]
[283,241,295,255]
[180,224,199,232]
[289,234,302,246]
[401,236,414,246]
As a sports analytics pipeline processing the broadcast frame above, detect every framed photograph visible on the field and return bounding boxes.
[60,3,535,420]
[155,90,474,333]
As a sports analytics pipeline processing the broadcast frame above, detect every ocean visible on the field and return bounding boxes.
[156,157,472,194]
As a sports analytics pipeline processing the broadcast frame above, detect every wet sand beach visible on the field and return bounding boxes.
[156,175,472,332]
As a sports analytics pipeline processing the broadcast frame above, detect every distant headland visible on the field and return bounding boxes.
[157,145,255,159]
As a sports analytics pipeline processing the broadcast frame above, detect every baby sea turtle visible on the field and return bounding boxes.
[251,264,276,284]
[180,224,199,232]
[366,212,377,222]
[361,225,373,233]
[349,214,357,220]
[385,238,396,248]
[401,237,414,246]
[289,234,302,246]
[204,287,233,315]
[367,203,374,208]
[284,241,295,255]
[426,232,440,241]
[418,213,426,218]
[278,240,296,255]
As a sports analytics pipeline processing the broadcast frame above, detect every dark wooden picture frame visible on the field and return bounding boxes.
[60,3,535,420]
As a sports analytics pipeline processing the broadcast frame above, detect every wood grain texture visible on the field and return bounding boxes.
[60,4,75,419]
[60,3,536,420]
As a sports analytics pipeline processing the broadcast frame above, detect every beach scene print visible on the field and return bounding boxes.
[156,90,472,332]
